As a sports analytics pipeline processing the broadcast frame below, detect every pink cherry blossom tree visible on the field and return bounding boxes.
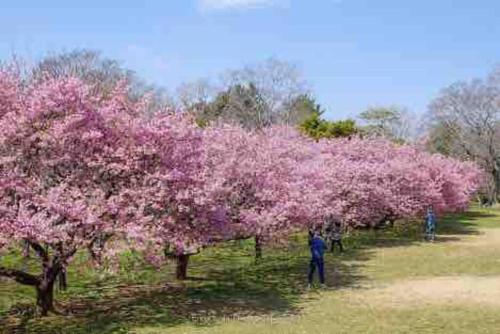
[200,125,322,258]
[0,71,152,315]
[118,114,233,279]
[310,138,482,228]
[0,67,482,316]
[186,125,482,262]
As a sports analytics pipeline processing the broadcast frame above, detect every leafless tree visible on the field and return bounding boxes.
[428,67,500,203]
[216,58,309,128]
[358,105,416,142]
[28,49,174,114]
[31,49,133,94]
[176,58,310,129]
[176,78,214,113]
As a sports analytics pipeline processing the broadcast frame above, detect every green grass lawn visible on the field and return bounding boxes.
[2,206,500,334]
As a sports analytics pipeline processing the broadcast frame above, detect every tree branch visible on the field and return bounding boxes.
[28,241,49,262]
[0,267,40,286]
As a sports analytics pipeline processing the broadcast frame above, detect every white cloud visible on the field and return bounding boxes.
[199,0,285,11]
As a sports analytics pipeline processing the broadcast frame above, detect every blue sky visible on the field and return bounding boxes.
[1,0,499,119]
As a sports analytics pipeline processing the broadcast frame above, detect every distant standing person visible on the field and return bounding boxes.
[308,227,315,246]
[330,220,344,253]
[325,215,344,254]
[425,205,436,242]
[307,229,327,289]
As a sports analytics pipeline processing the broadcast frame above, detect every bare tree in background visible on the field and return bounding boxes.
[283,94,326,126]
[358,105,416,143]
[31,49,133,94]
[428,67,500,203]
[222,58,308,127]
[180,58,310,129]
[29,49,174,114]
[176,78,214,114]
[214,83,269,129]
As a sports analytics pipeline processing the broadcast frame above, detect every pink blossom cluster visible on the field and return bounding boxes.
[203,127,481,239]
[0,72,162,260]
[0,72,482,264]
[309,138,481,227]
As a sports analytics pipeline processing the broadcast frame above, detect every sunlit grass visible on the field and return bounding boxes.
[1,206,500,333]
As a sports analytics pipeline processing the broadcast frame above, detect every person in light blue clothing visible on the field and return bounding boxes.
[425,205,436,242]
[307,229,327,289]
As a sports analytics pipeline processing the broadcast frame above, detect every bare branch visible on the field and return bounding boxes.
[0,267,40,286]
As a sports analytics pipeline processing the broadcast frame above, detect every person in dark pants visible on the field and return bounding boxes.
[325,215,344,254]
[330,221,344,253]
[308,227,315,246]
[307,230,327,289]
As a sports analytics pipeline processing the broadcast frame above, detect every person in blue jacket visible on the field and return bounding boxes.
[307,229,327,289]
[425,205,436,242]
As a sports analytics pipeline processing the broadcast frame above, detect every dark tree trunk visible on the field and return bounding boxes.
[176,254,190,280]
[493,164,500,204]
[22,240,30,258]
[0,263,56,316]
[35,259,62,316]
[58,269,67,291]
[36,279,56,316]
[0,241,74,317]
[255,235,263,260]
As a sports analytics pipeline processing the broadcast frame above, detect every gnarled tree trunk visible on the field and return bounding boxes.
[0,241,73,316]
[35,256,63,315]
[176,254,190,280]
[58,268,67,291]
[0,266,59,316]
[493,161,500,203]
[36,279,56,316]
[255,235,263,260]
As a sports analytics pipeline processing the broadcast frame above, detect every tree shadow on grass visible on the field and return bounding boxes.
[437,210,497,235]
[346,209,498,250]
[2,208,497,333]
[0,243,371,334]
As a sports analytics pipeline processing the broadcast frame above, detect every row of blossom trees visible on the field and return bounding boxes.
[0,71,482,315]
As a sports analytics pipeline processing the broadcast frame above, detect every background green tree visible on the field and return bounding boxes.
[299,99,358,139]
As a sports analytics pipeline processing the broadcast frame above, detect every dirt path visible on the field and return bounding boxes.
[362,275,500,307]
[356,228,500,308]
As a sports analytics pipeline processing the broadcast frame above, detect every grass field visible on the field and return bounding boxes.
[2,206,500,333]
